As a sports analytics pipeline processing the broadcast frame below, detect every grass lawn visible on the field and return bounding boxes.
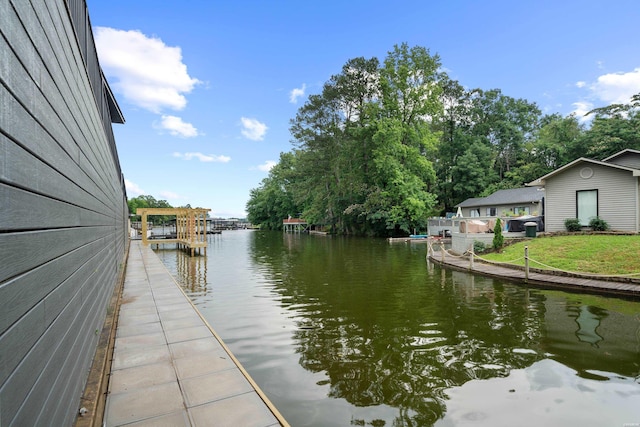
[478,234,640,275]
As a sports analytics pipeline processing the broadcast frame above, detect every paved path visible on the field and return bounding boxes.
[104,241,289,427]
[428,249,640,298]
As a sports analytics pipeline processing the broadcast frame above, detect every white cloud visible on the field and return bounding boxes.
[173,152,231,163]
[240,117,268,141]
[94,27,200,113]
[571,101,594,122]
[157,115,199,137]
[257,160,276,172]
[590,68,640,105]
[125,179,144,196]
[289,84,306,103]
[575,81,586,88]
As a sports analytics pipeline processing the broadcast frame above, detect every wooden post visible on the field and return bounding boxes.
[440,241,445,262]
[524,246,529,282]
[141,212,148,245]
[469,245,474,270]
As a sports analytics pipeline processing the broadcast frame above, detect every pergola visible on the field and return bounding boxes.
[136,207,211,256]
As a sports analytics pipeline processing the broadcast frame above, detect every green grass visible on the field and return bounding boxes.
[478,234,640,275]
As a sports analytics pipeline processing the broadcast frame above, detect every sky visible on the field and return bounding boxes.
[85,0,640,218]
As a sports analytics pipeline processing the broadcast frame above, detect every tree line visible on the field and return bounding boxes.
[246,43,640,236]
[127,195,200,225]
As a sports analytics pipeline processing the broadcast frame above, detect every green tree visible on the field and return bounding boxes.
[493,218,504,251]
[127,195,172,224]
[246,152,301,230]
[433,77,476,213]
[467,89,541,181]
[363,43,442,234]
[450,142,496,205]
[583,93,640,159]
[288,45,443,235]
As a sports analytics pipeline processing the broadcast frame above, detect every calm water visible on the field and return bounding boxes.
[155,230,640,427]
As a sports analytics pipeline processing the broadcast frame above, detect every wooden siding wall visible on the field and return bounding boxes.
[544,163,638,232]
[0,0,127,426]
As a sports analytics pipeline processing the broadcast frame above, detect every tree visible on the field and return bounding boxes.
[450,143,496,205]
[246,152,301,230]
[433,77,476,213]
[289,57,380,233]
[127,195,172,224]
[362,43,442,234]
[583,93,640,159]
[287,45,444,235]
[493,218,504,251]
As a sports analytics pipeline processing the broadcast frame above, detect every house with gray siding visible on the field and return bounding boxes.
[455,187,545,218]
[527,149,640,233]
[1,0,127,425]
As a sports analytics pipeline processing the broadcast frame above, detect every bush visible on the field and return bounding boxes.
[589,216,609,231]
[492,218,504,251]
[473,240,486,253]
[564,218,582,232]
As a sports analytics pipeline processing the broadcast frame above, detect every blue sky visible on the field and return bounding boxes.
[86,0,640,218]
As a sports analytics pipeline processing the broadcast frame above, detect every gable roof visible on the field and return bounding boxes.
[456,187,544,208]
[527,156,640,186]
[602,148,640,162]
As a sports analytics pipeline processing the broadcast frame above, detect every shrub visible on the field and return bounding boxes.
[589,216,609,231]
[564,218,582,232]
[473,240,486,253]
[492,218,504,251]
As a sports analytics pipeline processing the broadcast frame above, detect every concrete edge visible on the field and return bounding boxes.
[149,245,292,427]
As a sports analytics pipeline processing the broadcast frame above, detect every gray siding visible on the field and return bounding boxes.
[605,151,640,170]
[544,163,638,232]
[0,0,127,426]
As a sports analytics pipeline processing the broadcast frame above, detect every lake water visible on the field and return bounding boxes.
[154,230,640,427]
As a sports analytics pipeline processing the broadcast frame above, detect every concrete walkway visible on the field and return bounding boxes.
[104,241,288,427]
[428,249,640,297]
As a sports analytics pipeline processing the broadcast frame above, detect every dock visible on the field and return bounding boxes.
[428,249,640,298]
[137,208,210,256]
[282,218,309,233]
[103,241,289,426]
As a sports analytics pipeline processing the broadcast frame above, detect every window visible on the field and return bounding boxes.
[577,190,598,226]
[513,206,530,216]
[470,209,480,217]
[486,207,496,216]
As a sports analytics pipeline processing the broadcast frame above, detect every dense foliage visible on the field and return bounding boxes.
[128,195,173,225]
[589,216,610,231]
[247,44,640,236]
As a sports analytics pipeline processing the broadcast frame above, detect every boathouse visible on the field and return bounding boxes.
[0,1,128,425]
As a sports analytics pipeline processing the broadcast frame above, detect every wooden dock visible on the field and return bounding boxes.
[137,208,210,256]
[428,249,640,298]
[283,218,309,233]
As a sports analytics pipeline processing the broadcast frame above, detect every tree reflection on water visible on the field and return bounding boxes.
[248,232,640,426]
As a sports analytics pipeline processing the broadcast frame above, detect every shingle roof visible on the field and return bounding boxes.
[456,187,544,208]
